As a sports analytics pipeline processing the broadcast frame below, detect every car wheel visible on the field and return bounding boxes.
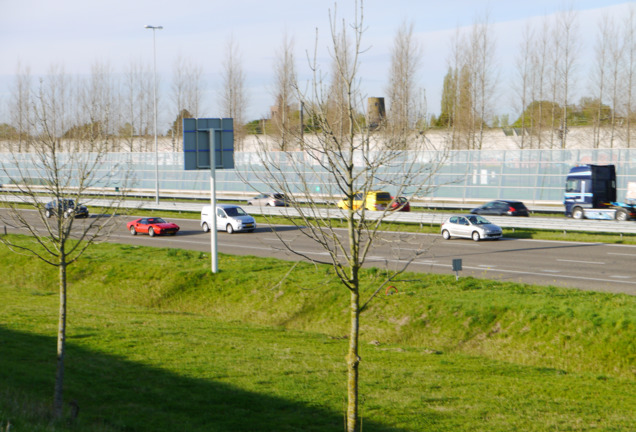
[130,226,137,236]
[472,231,481,242]
[572,207,584,219]
[226,224,234,234]
[149,227,155,237]
[202,222,210,233]
[45,209,52,218]
[616,209,629,221]
[266,203,271,206]
[442,230,451,240]
[247,202,252,205]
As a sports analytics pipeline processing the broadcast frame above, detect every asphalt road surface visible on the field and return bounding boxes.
[3,210,636,295]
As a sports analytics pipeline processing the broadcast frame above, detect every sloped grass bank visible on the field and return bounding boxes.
[62,241,634,379]
[0,237,634,431]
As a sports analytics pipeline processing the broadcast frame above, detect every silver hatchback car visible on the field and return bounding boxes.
[441,214,502,241]
[247,193,289,207]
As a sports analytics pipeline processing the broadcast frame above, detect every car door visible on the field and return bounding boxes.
[136,218,149,234]
[216,208,227,230]
[479,202,498,215]
[495,202,507,215]
[454,216,471,238]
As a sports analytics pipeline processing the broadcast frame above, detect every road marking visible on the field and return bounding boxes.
[609,275,631,279]
[607,252,636,257]
[557,259,605,265]
[107,230,636,290]
[387,258,636,287]
[477,264,497,268]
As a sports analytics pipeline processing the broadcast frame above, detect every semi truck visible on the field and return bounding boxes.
[564,164,636,220]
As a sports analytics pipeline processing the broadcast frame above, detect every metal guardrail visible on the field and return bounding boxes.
[2,194,636,235]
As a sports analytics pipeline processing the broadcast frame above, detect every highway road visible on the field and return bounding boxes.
[3,209,634,295]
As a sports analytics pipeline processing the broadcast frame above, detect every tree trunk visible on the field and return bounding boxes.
[346,287,360,432]
[53,256,67,418]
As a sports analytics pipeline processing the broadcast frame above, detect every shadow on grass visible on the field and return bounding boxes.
[0,327,412,432]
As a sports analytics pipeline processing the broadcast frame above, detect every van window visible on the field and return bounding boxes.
[225,207,247,217]
[375,192,391,201]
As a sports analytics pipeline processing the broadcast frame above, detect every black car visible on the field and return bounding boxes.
[45,199,89,218]
[470,200,529,217]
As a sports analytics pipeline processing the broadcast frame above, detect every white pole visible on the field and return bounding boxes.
[210,166,218,273]
[210,130,218,273]
[145,25,163,204]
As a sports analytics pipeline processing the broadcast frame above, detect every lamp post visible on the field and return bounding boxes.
[145,24,163,204]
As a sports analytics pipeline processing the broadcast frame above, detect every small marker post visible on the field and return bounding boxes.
[452,258,462,281]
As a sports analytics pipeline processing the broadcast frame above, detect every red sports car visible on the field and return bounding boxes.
[390,196,411,212]
[127,217,180,237]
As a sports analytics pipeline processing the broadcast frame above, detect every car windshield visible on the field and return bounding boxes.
[467,215,491,225]
[273,193,285,199]
[225,207,247,217]
[148,218,166,224]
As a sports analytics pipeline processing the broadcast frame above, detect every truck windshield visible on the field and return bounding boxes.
[565,179,580,193]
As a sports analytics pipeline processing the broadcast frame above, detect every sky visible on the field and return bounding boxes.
[0,0,634,128]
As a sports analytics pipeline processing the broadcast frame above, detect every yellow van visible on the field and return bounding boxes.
[337,191,392,211]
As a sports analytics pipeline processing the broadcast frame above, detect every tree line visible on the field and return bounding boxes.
[1,4,635,154]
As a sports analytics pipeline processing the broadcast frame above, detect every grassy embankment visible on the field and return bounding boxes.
[0,235,634,431]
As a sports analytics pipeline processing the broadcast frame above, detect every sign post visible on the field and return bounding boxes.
[183,118,234,273]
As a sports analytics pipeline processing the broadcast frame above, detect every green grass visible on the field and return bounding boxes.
[0,236,634,431]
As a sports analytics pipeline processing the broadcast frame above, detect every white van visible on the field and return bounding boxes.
[201,204,256,234]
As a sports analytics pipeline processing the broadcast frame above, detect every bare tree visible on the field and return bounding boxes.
[271,33,299,151]
[552,6,580,148]
[7,61,33,152]
[247,3,446,430]
[220,36,248,150]
[0,67,133,419]
[528,16,551,148]
[591,15,610,148]
[171,54,188,152]
[121,60,153,152]
[623,6,636,147]
[467,11,498,150]
[386,20,423,143]
[512,23,534,149]
[444,27,470,149]
[170,55,205,151]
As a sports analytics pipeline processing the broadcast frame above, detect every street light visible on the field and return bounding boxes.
[145,24,163,204]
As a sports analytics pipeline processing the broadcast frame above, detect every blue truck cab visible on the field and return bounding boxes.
[564,164,635,220]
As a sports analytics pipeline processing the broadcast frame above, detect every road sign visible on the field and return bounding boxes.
[183,118,234,170]
[183,117,235,274]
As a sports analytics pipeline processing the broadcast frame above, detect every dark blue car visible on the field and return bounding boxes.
[45,199,89,219]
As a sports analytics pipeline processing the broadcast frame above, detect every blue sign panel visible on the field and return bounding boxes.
[183,118,234,170]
